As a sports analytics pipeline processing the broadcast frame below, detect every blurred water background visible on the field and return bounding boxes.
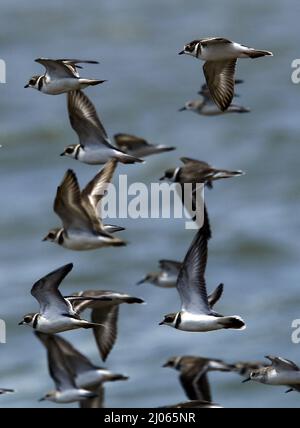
[0,0,300,408]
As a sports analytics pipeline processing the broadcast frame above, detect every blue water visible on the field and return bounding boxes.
[1,0,300,408]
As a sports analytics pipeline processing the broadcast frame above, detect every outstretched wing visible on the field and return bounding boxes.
[266,356,300,372]
[31,264,73,316]
[54,170,95,232]
[203,59,237,111]
[35,58,76,79]
[180,364,212,402]
[81,160,118,224]
[176,228,211,314]
[67,90,113,149]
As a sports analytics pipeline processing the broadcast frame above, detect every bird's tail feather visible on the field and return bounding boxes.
[124,297,144,304]
[219,316,246,330]
[246,50,273,59]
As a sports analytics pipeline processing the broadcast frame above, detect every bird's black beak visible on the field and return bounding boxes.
[18,321,24,326]
[178,107,186,112]
[24,85,29,89]
[159,321,165,326]
[136,278,146,285]
[242,377,251,384]
[38,397,46,402]
[178,51,185,55]
[162,362,169,368]
[60,152,65,157]
[159,176,166,181]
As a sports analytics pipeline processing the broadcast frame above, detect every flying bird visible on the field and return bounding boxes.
[19,264,108,334]
[61,91,144,164]
[243,356,300,393]
[37,333,98,404]
[179,37,272,111]
[163,355,233,402]
[43,162,126,250]
[68,290,144,361]
[114,133,175,158]
[25,58,105,95]
[160,157,244,235]
[36,332,128,408]
[159,227,246,332]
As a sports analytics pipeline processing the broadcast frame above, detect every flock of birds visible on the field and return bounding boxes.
[2,37,300,408]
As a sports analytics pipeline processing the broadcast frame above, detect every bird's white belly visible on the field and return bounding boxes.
[63,233,110,251]
[178,312,223,332]
[76,370,109,389]
[198,104,224,116]
[78,148,116,165]
[157,274,177,288]
[200,43,246,61]
[43,78,81,95]
[37,315,79,334]
[51,389,90,404]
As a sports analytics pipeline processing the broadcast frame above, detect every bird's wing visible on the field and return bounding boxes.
[31,264,73,316]
[208,283,224,309]
[200,37,233,46]
[67,90,114,149]
[81,160,118,224]
[159,260,182,275]
[92,306,119,362]
[203,59,237,111]
[180,364,211,402]
[68,290,114,314]
[47,338,77,391]
[176,228,211,314]
[180,158,211,169]
[54,170,95,232]
[266,356,300,372]
[39,332,99,377]
[35,58,76,79]
[114,134,150,151]
[80,385,104,409]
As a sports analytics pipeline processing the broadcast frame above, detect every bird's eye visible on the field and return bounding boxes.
[165,317,173,323]
[24,317,32,323]
[66,148,73,154]
[48,233,55,240]
[30,80,35,85]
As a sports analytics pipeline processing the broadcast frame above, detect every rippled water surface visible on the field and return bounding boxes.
[0,0,300,408]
